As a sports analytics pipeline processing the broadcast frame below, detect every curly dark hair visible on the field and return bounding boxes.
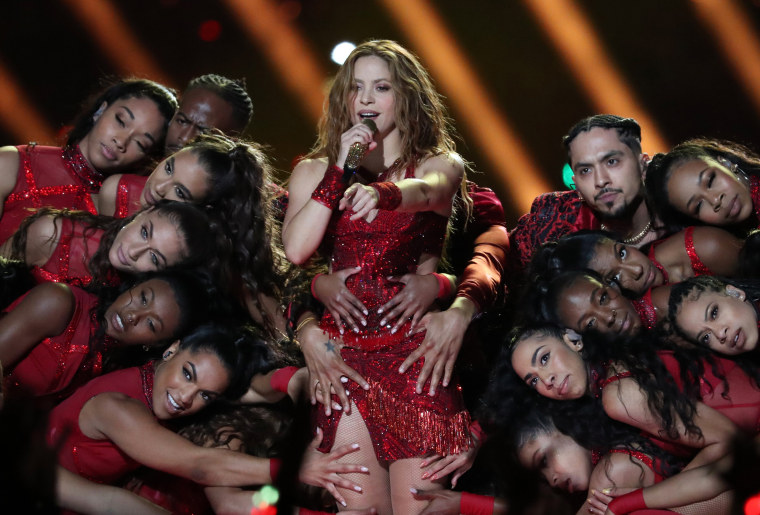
[66,78,178,162]
[185,133,290,333]
[11,201,218,286]
[645,138,760,233]
[185,74,253,133]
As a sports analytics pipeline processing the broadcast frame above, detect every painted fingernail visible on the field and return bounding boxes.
[354,485,363,492]
[361,466,369,472]
[353,327,359,333]
[391,328,397,334]
[352,443,360,449]
[362,319,367,326]
[377,308,384,314]
[398,367,405,373]
[601,487,611,495]
[363,310,368,315]
[342,501,347,507]
[590,490,596,496]
[341,376,349,383]
[345,389,350,396]
[410,488,418,494]
[421,473,429,479]
[431,474,438,480]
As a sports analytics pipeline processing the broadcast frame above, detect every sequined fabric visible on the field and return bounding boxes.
[49,363,157,484]
[114,174,148,219]
[647,242,669,284]
[751,175,760,225]
[316,165,471,460]
[632,292,658,330]
[683,226,714,276]
[30,218,104,287]
[310,165,346,209]
[0,144,99,243]
[3,286,104,400]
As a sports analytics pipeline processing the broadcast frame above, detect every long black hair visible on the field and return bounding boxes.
[66,78,178,162]
[645,138,760,233]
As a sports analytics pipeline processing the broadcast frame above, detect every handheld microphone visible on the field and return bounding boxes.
[342,119,377,183]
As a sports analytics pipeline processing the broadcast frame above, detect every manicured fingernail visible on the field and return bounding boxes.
[421,473,429,479]
[590,490,596,496]
[342,501,347,507]
[602,488,611,495]
[362,319,367,326]
[353,327,359,333]
[398,367,405,373]
[391,328,397,334]
[361,466,369,472]
[345,389,350,396]
[352,443,360,449]
[354,485,362,492]
[339,328,344,335]
[363,310,368,316]
[377,308,384,314]
[363,383,370,390]
[410,488,418,494]
[431,474,438,480]
[341,376,349,383]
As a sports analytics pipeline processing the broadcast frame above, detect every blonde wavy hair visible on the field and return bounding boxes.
[307,39,471,216]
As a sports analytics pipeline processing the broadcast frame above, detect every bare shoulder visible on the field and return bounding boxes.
[25,281,75,322]
[24,214,62,266]
[590,451,653,491]
[0,146,21,194]
[97,174,122,216]
[81,391,154,438]
[416,151,465,178]
[291,158,329,184]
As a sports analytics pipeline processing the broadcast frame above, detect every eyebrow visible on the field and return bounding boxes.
[187,361,197,382]
[685,167,709,212]
[523,345,545,381]
[575,287,600,328]
[573,150,623,171]
[120,105,156,145]
[147,220,168,266]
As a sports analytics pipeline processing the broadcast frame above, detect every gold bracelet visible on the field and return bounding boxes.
[295,316,318,335]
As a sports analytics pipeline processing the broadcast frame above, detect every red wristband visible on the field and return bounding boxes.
[459,491,496,515]
[270,366,299,394]
[310,273,323,301]
[607,489,646,515]
[311,165,347,209]
[470,420,487,445]
[370,181,402,210]
[269,458,282,482]
[433,273,454,299]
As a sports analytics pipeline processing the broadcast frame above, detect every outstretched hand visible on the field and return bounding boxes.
[339,184,379,222]
[299,428,369,507]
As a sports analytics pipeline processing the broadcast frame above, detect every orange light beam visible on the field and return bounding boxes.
[691,0,760,119]
[223,0,327,124]
[380,0,550,214]
[0,59,57,144]
[61,0,173,86]
[523,0,669,154]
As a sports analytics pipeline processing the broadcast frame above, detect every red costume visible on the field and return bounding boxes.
[30,218,105,287]
[507,191,600,292]
[48,363,155,484]
[452,182,509,312]
[314,166,471,461]
[0,145,101,244]
[633,227,715,329]
[113,174,148,219]
[3,286,107,400]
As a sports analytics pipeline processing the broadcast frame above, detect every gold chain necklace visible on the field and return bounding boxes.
[600,220,652,245]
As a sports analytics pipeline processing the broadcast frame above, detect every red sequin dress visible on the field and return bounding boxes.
[632,227,715,329]
[30,218,104,287]
[48,363,155,484]
[0,145,101,244]
[314,166,472,461]
[3,286,107,400]
[113,174,148,219]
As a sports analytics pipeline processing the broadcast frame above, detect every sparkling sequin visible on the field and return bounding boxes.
[683,226,713,276]
[315,164,470,460]
[29,218,105,286]
[114,174,148,219]
[632,292,658,330]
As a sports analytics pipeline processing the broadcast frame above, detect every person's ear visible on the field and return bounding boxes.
[162,340,181,360]
[562,329,584,351]
[725,285,746,301]
[93,102,107,122]
[640,153,650,179]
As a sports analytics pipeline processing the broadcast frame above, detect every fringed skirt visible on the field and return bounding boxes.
[314,330,472,462]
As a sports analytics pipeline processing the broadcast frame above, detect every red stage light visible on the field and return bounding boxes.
[199,19,222,42]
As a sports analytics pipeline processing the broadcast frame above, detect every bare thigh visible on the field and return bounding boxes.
[389,457,447,514]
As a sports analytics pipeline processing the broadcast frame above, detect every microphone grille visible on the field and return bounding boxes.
[362,119,378,133]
